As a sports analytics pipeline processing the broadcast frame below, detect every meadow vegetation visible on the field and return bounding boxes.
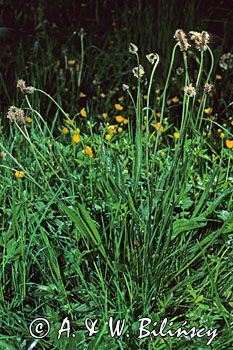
[0,2,233,349]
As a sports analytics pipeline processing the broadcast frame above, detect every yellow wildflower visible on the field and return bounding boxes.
[123,118,128,124]
[82,146,93,158]
[174,132,180,139]
[161,151,165,157]
[143,95,147,100]
[118,127,123,132]
[153,122,164,132]
[115,116,125,123]
[25,117,33,123]
[105,134,111,140]
[167,99,172,106]
[102,113,108,119]
[156,96,161,101]
[72,134,81,143]
[118,96,124,102]
[115,103,123,111]
[172,96,179,103]
[226,140,233,149]
[155,88,160,94]
[220,133,225,139]
[80,108,87,117]
[108,125,117,134]
[62,127,69,134]
[231,121,233,126]
[74,128,80,134]
[67,59,76,66]
[15,170,25,178]
[204,107,213,114]
[156,112,161,117]
[217,128,221,133]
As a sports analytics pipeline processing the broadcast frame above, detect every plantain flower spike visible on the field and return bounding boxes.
[17,79,35,94]
[184,83,196,97]
[129,43,138,54]
[189,31,210,51]
[146,53,159,65]
[174,29,191,51]
[132,64,145,78]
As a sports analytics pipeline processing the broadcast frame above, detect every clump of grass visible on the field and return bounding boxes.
[0,27,232,350]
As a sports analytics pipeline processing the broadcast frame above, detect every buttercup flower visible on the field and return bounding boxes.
[15,170,25,178]
[115,103,124,111]
[74,128,80,134]
[146,53,159,65]
[80,108,87,117]
[172,96,179,103]
[72,134,81,143]
[184,83,196,97]
[226,140,233,149]
[174,29,191,51]
[204,107,213,114]
[132,65,145,78]
[174,132,180,139]
[62,127,69,134]
[82,146,93,158]
[153,122,164,132]
[129,43,138,54]
[105,134,111,140]
[25,117,33,123]
[108,125,118,134]
[67,59,76,66]
[115,116,125,123]
[189,31,210,51]
[220,133,225,139]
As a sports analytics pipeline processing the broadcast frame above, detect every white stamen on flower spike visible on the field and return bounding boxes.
[184,83,196,97]
[132,65,145,78]
[174,29,191,51]
[17,79,35,94]
[189,31,210,51]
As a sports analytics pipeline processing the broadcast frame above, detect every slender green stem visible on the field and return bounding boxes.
[153,43,178,157]
[78,29,85,88]
[145,55,160,193]
[35,89,68,117]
